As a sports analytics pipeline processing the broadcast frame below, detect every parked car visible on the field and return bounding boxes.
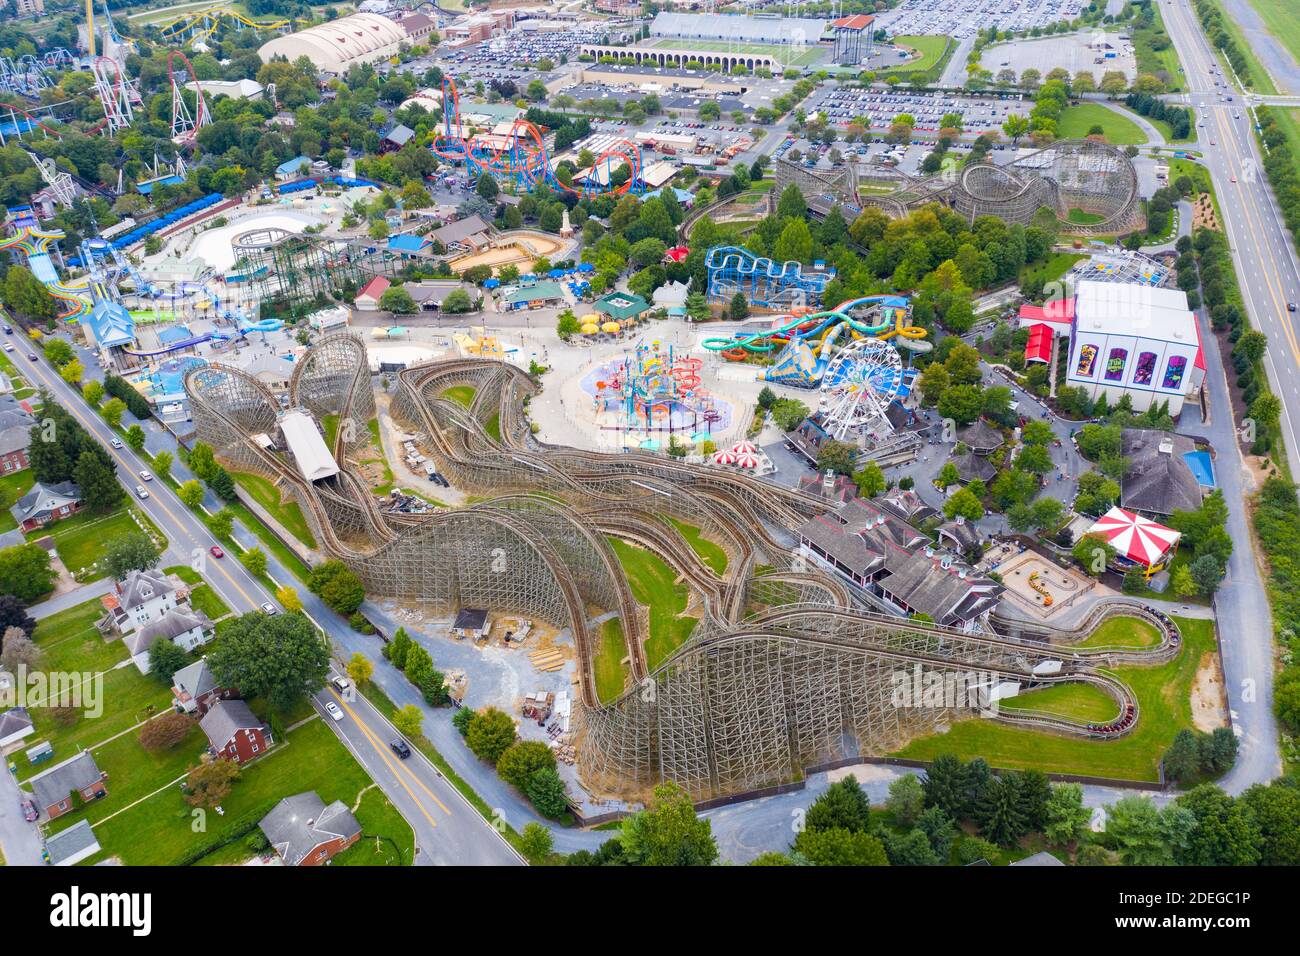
[21,799,37,822]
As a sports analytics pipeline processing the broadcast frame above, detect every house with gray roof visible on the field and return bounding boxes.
[171,658,234,715]
[123,607,215,674]
[100,568,179,635]
[431,214,493,252]
[875,543,1003,630]
[951,451,997,485]
[0,705,34,750]
[1120,428,1203,516]
[44,819,101,866]
[260,791,361,866]
[200,700,272,763]
[28,751,107,820]
[9,480,81,532]
[0,422,31,473]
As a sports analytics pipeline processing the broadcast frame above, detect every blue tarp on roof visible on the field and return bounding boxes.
[108,193,224,251]
[86,300,134,349]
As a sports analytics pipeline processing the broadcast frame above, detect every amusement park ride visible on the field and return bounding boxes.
[591,343,721,440]
[430,77,646,198]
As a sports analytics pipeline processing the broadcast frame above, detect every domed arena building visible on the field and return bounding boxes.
[258,13,409,73]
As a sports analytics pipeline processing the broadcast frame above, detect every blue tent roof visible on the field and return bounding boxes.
[483,278,500,289]
[548,269,563,279]
[86,301,134,349]
[387,234,427,253]
[577,263,594,273]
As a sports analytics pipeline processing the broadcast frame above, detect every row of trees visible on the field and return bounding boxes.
[28,391,125,515]
[451,705,570,823]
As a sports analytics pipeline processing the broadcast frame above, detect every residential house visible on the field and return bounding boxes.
[171,658,236,715]
[200,700,273,763]
[0,705,34,750]
[0,400,34,473]
[44,819,101,866]
[100,568,180,636]
[124,607,215,674]
[9,481,81,532]
[260,791,361,866]
[28,751,107,820]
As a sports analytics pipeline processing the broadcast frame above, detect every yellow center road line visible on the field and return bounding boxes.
[27,357,263,610]
[330,688,451,815]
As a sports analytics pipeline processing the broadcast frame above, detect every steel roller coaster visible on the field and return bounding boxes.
[430,76,644,198]
[184,335,1179,801]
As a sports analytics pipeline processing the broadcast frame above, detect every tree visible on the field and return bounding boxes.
[124,424,146,452]
[620,782,718,866]
[74,449,125,513]
[886,774,926,827]
[805,775,872,833]
[496,740,557,791]
[943,487,984,522]
[392,703,425,739]
[101,397,127,428]
[0,595,36,638]
[793,827,889,866]
[103,531,160,580]
[729,292,749,321]
[1072,532,1116,576]
[519,821,554,862]
[148,639,189,684]
[379,285,417,314]
[43,338,74,366]
[442,288,474,313]
[1042,782,1089,846]
[308,560,366,615]
[139,712,195,752]
[1176,785,1260,866]
[346,652,374,687]
[556,310,581,340]
[854,461,886,498]
[207,509,234,540]
[177,480,205,509]
[240,547,268,578]
[207,610,329,714]
[208,468,237,501]
[1239,779,1300,866]
[883,827,941,866]
[817,439,859,476]
[185,759,240,808]
[59,359,84,386]
[526,768,570,819]
[82,380,104,407]
[188,443,218,482]
[0,625,43,673]
[1189,553,1224,595]
[465,706,517,763]
[936,461,961,490]
[0,543,56,603]
[975,774,1028,846]
[476,172,499,200]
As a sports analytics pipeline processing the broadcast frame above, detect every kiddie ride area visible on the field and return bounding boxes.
[583,342,729,447]
[429,76,645,198]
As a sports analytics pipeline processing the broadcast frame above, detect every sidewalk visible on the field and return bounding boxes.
[28,578,115,620]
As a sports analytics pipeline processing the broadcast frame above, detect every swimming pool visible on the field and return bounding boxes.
[1184,450,1216,487]
[145,356,208,400]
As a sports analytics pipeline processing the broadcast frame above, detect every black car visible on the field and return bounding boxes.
[390,739,411,759]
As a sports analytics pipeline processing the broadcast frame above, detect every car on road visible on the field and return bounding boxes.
[110,437,123,448]
[26,353,36,361]
[332,676,351,693]
[1289,303,1297,312]
[135,485,149,499]
[1231,175,1237,182]
[390,739,411,759]
[325,701,344,722]
[21,799,37,822]
[139,470,153,481]
[260,602,278,614]
[2,325,11,334]
[1,344,11,353]
[209,545,224,559]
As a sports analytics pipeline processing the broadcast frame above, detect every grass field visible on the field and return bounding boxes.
[645,38,825,69]
[231,470,317,550]
[594,617,629,705]
[894,616,1215,781]
[881,35,952,75]
[999,682,1121,723]
[1248,0,1300,67]
[1133,3,1186,92]
[1076,615,1162,649]
[0,469,34,533]
[441,385,476,408]
[609,537,698,671]
[166,564,232,621]
[1019,252,1085,288]
[669,518,728,575]
[1055,103,1148,145]
[1202,0,1278,94]
[30,508,162,581]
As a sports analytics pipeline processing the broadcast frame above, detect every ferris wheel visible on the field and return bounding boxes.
[817,338,905,440]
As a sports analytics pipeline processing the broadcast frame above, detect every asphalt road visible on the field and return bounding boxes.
[1161,0,1291,792]
[1218,0,1299,94]
[8,346,521,866]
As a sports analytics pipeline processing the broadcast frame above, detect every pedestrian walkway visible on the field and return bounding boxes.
[28,578,115,620]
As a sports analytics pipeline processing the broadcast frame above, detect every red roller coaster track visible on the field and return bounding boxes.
[167,50,210,143]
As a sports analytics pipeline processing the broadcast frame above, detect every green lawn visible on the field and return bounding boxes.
[1020,252,1084,288]
[441,385,476,408]
[1134,4,1186,92]
[1066,208,1107,225]
[12,599,174,782]
[881,35,951,74]
[999,682,1121,723]
[609,537,698,671]
[1076,615,1162,649]
[0,469,34,532]
[594,617,629,705]
[1204,0,1278,93]
[894,616,1215,781]
[485,412,502,442]
[1055,103,1148,145]
[230,470,317,550]
[1248,0,1300,67]
[164,565,231,621]
[75,719,413,866]
[669,518,728,575]
[30,508,162,581]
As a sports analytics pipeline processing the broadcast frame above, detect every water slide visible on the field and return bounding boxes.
[0,224,94,320]
[121,316,283,357]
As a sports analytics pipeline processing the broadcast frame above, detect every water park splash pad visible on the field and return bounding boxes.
[139,355,208,400]
[581,342,730,440]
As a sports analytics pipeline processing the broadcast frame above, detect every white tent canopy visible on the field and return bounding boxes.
[279,410,339,482]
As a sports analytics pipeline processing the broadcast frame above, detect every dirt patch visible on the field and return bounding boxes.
[1192,193,1219,231]
[1190,651,1229,732]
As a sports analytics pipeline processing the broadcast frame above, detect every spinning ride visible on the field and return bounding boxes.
[430,77,643,198]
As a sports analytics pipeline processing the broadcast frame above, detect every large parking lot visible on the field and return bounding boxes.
[982,30,1137,84]
[874,0,1093,40]
[441,25,616,71]
[810,87,1030,137]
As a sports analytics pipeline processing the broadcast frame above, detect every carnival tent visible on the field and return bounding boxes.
[1085,506,1181,567]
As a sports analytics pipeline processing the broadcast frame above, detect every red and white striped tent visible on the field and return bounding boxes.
[1085,506,1181,568]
